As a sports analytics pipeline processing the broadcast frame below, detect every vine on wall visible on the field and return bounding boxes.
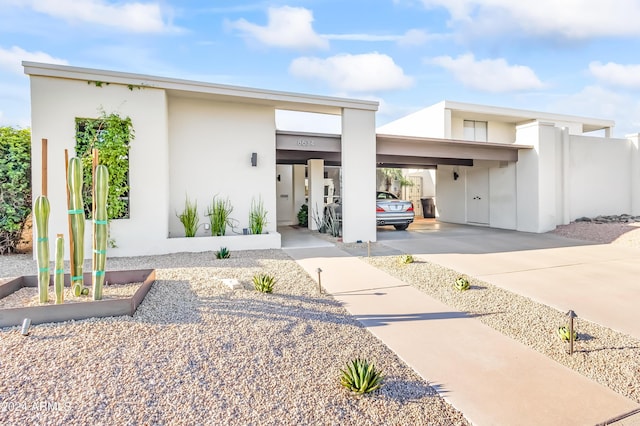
[75,110,134,219]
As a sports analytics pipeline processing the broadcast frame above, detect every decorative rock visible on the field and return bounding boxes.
[220,278,242,290]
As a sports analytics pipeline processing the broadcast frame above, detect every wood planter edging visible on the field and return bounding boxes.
[0,269,155,328]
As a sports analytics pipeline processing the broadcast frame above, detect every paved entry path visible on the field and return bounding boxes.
[285,245,639,426]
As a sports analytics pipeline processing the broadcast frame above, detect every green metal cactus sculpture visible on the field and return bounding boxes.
[54,234,64,304]
[67,157,85,297]
[33,195,50,303]
[92,165,109,300]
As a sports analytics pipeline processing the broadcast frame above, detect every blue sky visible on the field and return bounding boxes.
[1,0,640,136]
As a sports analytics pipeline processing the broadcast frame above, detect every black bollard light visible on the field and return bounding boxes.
[567,310,577,355]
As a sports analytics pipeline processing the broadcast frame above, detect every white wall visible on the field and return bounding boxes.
[377,102,446,138]
[630,134,640,215]
[435,165,467,224]
[568,135,631,219]
[489,163,517,229]
[167,96,277,238]
[29,76,170,259]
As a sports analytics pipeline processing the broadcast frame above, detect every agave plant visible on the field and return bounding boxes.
[253,273,276,293]
[557,326,579,341]
[454,276,470,291]
[398,254,414,264]
[215,247,230,259]
[340,358,383,394]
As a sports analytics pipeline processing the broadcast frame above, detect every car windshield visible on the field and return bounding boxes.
[376,192,398,200]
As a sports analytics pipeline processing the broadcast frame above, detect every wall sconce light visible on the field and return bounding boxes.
[277,174,281,182]
[453,171,459,181]
[251,152,257,167]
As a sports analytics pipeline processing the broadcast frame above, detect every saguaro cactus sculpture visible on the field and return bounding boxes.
[33,195,50,303]
[67,157,85,296]
[92,165,109,300]
[54,234,64,304]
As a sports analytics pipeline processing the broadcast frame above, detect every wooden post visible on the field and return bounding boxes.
[41,139,48,196]
[65,149,74,279]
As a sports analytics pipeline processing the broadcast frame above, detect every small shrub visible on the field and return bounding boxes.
[177,195,199,237]
[398,254,414,264]
[340,358,383,394]
[557,326,579,341]
[206,196,233,236]
[297,204,308,226]
[249,196,268,235]
[454,276,470,291]
[215,247,230,259]
[253,273,276,293]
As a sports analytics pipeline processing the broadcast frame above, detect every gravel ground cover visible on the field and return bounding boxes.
[0,250,468,426]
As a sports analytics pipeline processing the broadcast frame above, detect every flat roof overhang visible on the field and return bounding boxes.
[23,62,379,115]
[275,131,533,167]
[376,134,533,164]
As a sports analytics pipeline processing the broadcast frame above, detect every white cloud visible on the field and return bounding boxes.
[427,53,544,93]
[589,61,640,89]
[0,45,68,74]
[289,52,413,92]
[228,6,328,50]
[324,29,435,46]
[417,0,640,39]
[14,0,176,33]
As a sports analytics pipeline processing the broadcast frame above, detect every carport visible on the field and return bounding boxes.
[275,130,532,236]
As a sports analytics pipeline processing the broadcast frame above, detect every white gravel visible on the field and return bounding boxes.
[0,250,468,425]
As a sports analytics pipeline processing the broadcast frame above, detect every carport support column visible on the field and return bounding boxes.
[516,121,558,233]
[307,159,324,231]
[341,108,377,243]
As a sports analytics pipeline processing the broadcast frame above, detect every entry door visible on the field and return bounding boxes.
[466,168,489,225]
[276,165,294,225]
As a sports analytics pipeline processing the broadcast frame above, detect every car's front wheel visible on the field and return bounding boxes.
[394,224,409,231]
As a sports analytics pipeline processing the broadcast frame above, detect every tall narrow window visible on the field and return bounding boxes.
[75,114,133,219]
[463,120,488,142]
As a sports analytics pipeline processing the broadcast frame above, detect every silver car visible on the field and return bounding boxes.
[375,191,414,230]
[323,191,415,231]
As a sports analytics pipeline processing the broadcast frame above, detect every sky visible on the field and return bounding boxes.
[1,0,640,136]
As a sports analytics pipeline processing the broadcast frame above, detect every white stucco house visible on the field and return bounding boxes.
[24,62,640,258]
[24,62,377,258]
[378,100,640,233]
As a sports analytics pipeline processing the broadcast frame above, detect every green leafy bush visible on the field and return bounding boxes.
[297,204,308,226]
[75,111,134,219]
[177,195,199,237]
[557,326,579,341]
[206,196,233,236]
[215,247,230,259]
[249,196,268,235]
[399,254,414,264]
[340,358,383,394]
[0,126,31,254]
[252,273,276,293]
[454,276,470,291]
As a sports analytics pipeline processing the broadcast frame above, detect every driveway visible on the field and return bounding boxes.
[377,219,640,340]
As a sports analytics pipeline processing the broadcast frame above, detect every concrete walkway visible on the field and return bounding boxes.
[285,244,640,425]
